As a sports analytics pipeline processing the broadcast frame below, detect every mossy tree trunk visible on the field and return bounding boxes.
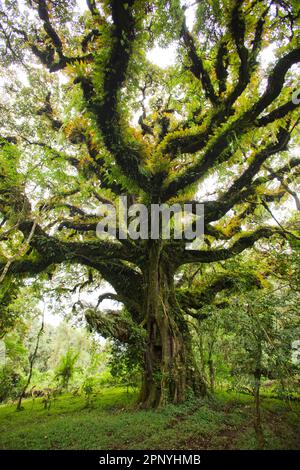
[139,242,206,408]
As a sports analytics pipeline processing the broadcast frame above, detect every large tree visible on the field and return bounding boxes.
[0,0,299,407]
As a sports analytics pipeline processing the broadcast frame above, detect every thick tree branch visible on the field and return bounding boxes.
[79,0,150,191]
[177,271,261,319]
[162,48,300,200]
[175,227,280,266]
[215,40,229,96]
[181,21,218,105]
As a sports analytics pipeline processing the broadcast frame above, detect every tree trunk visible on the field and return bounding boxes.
[139,242,206,408]
[16,315,44,412]
[254,367,265,449]
[208,358,215,393]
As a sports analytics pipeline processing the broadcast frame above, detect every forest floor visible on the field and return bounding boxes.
[0,387,299,450]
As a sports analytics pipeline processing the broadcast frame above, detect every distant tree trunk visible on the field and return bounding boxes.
[198,332,206,378]
[16,315,44,412]
[139,242,206,408]
[253,349,265,448]
[208,357,215,393]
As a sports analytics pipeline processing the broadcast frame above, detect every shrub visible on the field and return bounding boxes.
[0,365,24,402]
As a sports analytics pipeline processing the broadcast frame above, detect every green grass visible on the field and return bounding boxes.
[0,387,299,450]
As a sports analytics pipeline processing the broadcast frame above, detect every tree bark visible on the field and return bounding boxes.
[208,358,215,393]
[139,242,206,408]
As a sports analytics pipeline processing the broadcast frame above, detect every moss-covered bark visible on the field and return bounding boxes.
[139,242,206,408]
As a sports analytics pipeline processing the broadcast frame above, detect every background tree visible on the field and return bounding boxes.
[0,0,299,408]
[0,283,41,402]
[16,312,44,411]
[54,348,79,391]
